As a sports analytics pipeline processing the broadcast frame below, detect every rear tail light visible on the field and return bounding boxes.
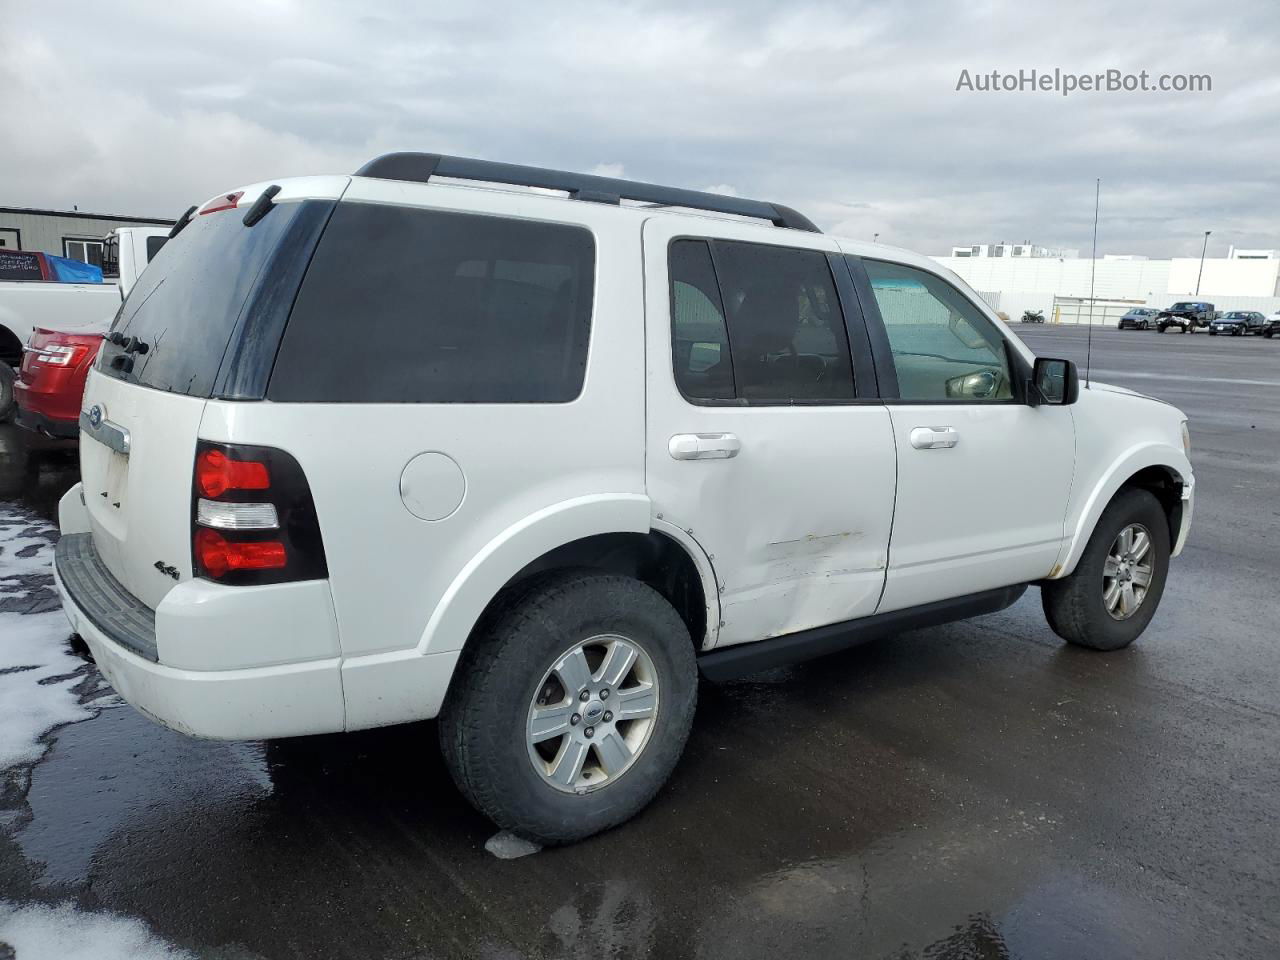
[36,343,90,366]
[191,441,327,585]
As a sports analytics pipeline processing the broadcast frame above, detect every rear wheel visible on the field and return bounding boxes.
[1042,488,1170,651]
[0,363,16,422]
[439,572,698,844]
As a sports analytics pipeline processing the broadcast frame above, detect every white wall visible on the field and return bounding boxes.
[1167,258,1280,297]
[936,255,1280,324]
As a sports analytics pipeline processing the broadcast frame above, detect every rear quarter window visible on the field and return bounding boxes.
[267,203,595,404]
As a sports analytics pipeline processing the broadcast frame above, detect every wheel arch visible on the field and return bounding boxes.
[0,323,23,367]
[1055,446,1191,578]
[414,494,718,659]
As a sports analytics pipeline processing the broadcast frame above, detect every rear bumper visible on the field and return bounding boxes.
[53,487,346,740]
[14,404,79,438]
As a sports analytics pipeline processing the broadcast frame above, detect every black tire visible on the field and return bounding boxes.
[1209,330,1217,336]
[1041,488,1171,651]
[439,571,698,844]
[0,363,16,423]
[1156,324,1167,334]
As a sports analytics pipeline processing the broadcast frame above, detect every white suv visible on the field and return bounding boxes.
[53,154,1194,843]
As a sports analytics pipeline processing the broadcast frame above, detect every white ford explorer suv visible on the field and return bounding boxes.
[53,154,1194,843]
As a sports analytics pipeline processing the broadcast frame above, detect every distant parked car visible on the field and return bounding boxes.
[1208,311,1268,336]
[1117,307,1158,330]
[14,326,104,437]
[1156,301,1215,334]
[1262,312,1280,339]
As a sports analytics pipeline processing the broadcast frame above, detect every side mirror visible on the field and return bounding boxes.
[1030,357,1078,406]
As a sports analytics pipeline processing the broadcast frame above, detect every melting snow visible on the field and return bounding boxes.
[0,510,95,771]
[0,900,194,960]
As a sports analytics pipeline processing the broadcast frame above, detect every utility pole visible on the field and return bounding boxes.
[873,233,879,243]
[1196,230,1211,295]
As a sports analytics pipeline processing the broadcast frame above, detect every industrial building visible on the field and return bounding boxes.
[935,250,1280,324]
[0,206,174,268]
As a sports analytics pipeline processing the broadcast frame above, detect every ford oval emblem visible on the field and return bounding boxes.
[88,404,104,429]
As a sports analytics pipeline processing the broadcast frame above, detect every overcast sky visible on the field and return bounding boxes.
[2,0,1277,257]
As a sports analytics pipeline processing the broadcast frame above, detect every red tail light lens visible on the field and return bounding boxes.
[194,528,287,578]
[191,441,327,585]
[196,448,270,498]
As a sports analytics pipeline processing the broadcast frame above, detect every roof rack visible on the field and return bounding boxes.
[354,153,821,233]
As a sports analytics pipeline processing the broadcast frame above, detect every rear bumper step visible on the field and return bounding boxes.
[54,533,158,661]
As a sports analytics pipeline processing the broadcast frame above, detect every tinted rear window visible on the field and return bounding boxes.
[267,203,595,404]
[100,201,331,398]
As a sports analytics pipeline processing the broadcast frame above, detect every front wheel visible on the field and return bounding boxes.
[439,572,697,844]
[1042,488,1171,651]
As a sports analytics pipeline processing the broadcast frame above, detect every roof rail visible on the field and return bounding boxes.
[354,153,821,233]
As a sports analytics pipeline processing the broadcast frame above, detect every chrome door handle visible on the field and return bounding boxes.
[669,433,741,461]
[909,426,959,450]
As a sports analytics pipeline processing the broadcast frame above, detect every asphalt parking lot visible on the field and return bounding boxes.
[1,325,1278,959]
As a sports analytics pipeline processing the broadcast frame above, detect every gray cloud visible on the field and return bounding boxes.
[1,0,1276,257]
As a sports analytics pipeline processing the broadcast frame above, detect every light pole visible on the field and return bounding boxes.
[873,232,879,243]
[1195,230,1211,295]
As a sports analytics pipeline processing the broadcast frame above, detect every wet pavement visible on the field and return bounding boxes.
[1,326,1278,958]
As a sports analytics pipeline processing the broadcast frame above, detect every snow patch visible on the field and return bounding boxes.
[0,900,194,960]
[0,509,94,771]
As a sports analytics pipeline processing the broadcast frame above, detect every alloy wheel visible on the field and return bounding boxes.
[526,634,659,793]
[1103,523,1155,621]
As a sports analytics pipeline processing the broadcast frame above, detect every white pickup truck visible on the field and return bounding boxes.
[0,226,170,420]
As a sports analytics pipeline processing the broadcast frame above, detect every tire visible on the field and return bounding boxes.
[1266,330,1274,339]
[1141,321,1149,330]
[0,363,16,423]
[1209,330,1217,336]
[439,571,698,844]
[1041,488,1171,651]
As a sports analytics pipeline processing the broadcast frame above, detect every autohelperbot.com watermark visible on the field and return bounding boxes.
[955,68,1211,97]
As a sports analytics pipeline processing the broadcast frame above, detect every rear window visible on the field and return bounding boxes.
[267,203,595,404]
[100,200,332,398]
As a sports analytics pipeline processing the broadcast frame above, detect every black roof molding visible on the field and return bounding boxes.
[355,153,821,233]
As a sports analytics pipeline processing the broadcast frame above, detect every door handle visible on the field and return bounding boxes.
[909,426,959,450]
[669,433,741,461]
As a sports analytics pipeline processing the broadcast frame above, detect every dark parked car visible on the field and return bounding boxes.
[1117,307,1159,330]
[1263,313,1280,339]
[1209,311,1268,336]
[1156,301,1215,333]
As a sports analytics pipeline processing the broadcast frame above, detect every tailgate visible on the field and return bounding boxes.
[79,368,205,609]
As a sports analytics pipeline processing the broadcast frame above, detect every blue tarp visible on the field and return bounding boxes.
[47,254,103,283]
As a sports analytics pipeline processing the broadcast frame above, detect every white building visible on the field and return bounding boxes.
[935,254,1280,325]
[950,242,1079,259]
[1227,247,1277,260]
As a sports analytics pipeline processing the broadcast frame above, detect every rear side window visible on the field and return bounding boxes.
[145,235,167,261]
[268,204,595,403]
[667,238,855,404]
